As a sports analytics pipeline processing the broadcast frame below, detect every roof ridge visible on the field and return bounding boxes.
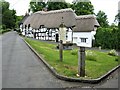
[34,8,74,15]
[76,15,96,19]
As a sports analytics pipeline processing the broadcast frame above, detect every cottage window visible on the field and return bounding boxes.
[80,38,88,43]
[73,37,77,39]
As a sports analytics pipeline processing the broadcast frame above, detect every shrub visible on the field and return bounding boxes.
[71,50,77,55]
[115,57,118,61]
[94,27,119,50]
[108,49,118,56]
[86,50,97,61]
[115,56,120,61]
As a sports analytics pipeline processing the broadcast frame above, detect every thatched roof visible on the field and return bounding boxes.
[19,14,29,25]
[23,8,76,29]
[23,8,99,31]
[73,15,100,32]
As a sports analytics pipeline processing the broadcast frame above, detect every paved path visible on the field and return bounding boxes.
[1,31,119,89]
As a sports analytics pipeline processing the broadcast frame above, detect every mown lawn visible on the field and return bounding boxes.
[25,38,119,79]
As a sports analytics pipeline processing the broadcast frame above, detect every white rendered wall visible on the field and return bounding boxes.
[22,28,25,35]
[73,32,92,47]
[66,28,72,43]
[20,24,23,32]
[91,31,96,40]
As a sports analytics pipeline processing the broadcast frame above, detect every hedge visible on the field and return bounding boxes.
[94,26,119,50]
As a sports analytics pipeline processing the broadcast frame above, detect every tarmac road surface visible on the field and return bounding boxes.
[1,31,119,89]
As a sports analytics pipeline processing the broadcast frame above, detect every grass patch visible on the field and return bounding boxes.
[86,50,97,61]
[25,38,119,79]
[71,49,77,55]
[0,29,11,34]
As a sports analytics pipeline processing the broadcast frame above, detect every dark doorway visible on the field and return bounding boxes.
[55,33,59,42]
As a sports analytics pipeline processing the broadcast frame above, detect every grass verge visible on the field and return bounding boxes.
[0,29,11,34]
[25,38,119,79]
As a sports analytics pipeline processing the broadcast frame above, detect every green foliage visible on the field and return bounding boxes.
[29,0,94,16]
[29,0,69,12]
[86,50,97,61]
[16,15,24,28]
[29,1,46,13]
[2,9,16,29]
[72,1,94,15]
[1,0,17,29]
[108,49,118,56]
[115,56,120,62]
[0,29,11,34]
[94,26,119,50]
[115,12,120,23]
[96,10,109,28]
[71,49,77,55]
[47,1,69,11]
[1,0,9,12]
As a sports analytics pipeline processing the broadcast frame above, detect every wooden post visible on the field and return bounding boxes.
[59,40,63,62]
[78,47,85,77]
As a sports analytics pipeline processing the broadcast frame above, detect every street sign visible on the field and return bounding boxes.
[59,25,67,44]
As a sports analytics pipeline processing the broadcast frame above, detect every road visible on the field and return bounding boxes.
[1,31,119,89]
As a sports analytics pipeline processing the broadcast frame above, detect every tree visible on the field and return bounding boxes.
[96,10,109,28]
[2,10,16,28]
[1,0,17,29]
[47,0,69,11]
[0,1,2,25]
[1,0,9,12]
[114,12,120,50]
[29,1,46,13]
[29,0,94,16]
[94,27,119,49]
[114,12,120,25]
[29,0,69,12]
[71,0,94,15]
[16,15,24,28]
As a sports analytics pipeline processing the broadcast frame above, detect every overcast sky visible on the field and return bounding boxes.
[5,0,120,25]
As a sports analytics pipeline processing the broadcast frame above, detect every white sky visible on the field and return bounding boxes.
[5,0,120,25]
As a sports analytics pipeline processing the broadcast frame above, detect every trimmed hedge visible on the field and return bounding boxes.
[94,27,119,50]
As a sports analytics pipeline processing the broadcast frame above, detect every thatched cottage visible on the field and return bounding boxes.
[20,8,99,47]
